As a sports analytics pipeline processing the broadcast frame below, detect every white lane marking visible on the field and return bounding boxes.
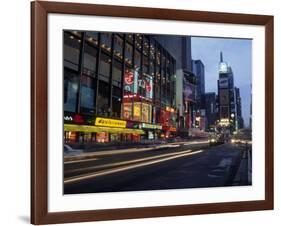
[207,174,221,178]
[64,150,203,184]
[217,158,232,167]
[65,158,98,165]
[65,149,193,174]
[183,140,209,145]
[212,169,225,173]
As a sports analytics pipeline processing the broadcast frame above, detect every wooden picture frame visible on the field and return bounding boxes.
[31,1,274,224]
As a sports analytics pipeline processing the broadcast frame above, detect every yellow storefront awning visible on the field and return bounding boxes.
[64,124,145,135]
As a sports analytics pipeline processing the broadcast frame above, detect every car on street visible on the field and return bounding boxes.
[209,134,225,146]
[230,128,252,145]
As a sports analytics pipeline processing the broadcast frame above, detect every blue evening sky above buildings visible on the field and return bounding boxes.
[191,37,252,127]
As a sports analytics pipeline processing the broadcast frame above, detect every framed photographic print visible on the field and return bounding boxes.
[31,1,274,224]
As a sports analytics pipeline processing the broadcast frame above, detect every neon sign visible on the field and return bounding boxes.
[124,71,134,85]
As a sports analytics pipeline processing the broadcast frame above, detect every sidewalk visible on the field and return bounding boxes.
[233,144,252,185]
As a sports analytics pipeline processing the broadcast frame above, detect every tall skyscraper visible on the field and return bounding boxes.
[192,59,205,110]
[217,52,237,133]
[235,87,244,129]
[249,84,252,129]
[204,92,217,131]
[191,59,206,131]
[154,35,195,137]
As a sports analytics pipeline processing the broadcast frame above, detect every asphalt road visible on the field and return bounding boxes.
[64,140,251,194]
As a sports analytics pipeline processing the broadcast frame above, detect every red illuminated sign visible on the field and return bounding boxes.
[73,114,84,124]
[169,127,177,132]
[145,81,151,92]
[124,71,134,85]
[162,126,177,132]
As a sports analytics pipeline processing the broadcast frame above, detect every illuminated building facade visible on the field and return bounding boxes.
[63,31,178,144]
[217,52,238,133]
[154,35,196,137]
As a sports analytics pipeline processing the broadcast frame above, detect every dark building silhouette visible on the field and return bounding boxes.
[192,60,205,110]
[235,87,244,129]
[204,92,217,131]
[191,60,206,130]
[249,84,252,129]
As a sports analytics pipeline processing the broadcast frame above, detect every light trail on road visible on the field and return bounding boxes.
[65,149,193,174]
[64,140,209,163]
[64,150,204,184]
[65,158,99,165]
[183,140,210,145]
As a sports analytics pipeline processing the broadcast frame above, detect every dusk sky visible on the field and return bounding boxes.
[191,37,252,127]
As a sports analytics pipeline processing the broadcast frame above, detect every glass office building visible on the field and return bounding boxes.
[63,30,178,144]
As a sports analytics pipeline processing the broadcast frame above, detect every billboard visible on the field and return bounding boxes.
[123,102,152,123]
[122,103,133,120]
[183,82,196,102]
[95,117,127,128]
[124,69,139,94]
[145,75,153,99]
[133,102,142,121]
[219,78,229,88]
[142,103,152,123]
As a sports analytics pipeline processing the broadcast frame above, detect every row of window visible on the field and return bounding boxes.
[64,30,177,121]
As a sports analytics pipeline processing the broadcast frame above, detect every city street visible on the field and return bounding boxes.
[64,140,252,194]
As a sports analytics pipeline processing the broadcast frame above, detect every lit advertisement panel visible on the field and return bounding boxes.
[142,103,152,123]
[183,82,196,102]
[95,117,127,128]
[122,102,133,120]
[133,102,142,121]
[144,75,153,99]
[124,69,138,94]
[160,109,170,126]
[122,102,152,123]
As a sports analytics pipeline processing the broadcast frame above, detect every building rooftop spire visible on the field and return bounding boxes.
[220,51,223,62]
